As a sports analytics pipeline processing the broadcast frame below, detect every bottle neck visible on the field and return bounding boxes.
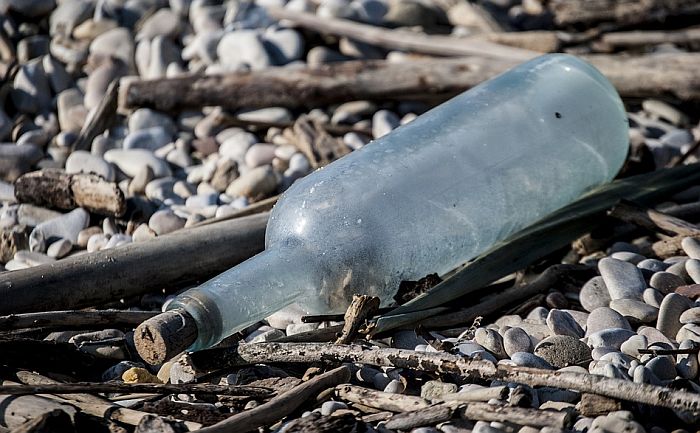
[167,244,312,351]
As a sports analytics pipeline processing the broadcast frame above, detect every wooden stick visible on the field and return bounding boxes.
[189,343,700,415]
[0,212,267,315]
[0,382,272,397]
[213,110,373,137]
[135,308,198,365]
[383,404,454,430]
[335,295,380,344]
[335,384,430,412]
[608,200,700,237]
[120,53,700,112]
[0,310,158,332]
[264,7,539,61]
[459,402,573,428]
[195,366,351,433]
[14,371,202,430]
[72,79,119,152]
[185,195,278,229]
[601,27,700,50]
[14,169,126,217]
[549,0,700,26]
[440,386,509,403]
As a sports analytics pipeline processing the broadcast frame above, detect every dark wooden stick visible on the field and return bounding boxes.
[638,347,700,355]
[0,212,267,315]
[135,308,198,365]
[264,7,539,60]
[0,310,158,331]
[195,366,351,433]
[189,342,700,415]
[14,169,126,217]
[120,53,700,112]
[608,200,700,237]
[334,295,380,344]
[0,382,271,397]
[72,79,119,152]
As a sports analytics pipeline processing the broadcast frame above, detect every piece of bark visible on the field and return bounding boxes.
[608,200,700,237]
[190,342,700,415]
[265,6,538,60]
[549,0,700,26]
[577,393,622,417]
[194,366,351,433]
[134,308,199,365]
[335,295,380,344]
[285,115,350,169]
[0,225,28,263]
[0,212,267,315]
[15,371,202,430]
[335,384,430,412]
[0,310,158,332]
[72,79,119,152]
[647,235,687,258]
[675,284,700,298]
[14,169,126,217]
[120,53,700,112]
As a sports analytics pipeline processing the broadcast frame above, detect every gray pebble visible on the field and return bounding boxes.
[46,238,72,259]
[620,334,647,358]
[0,144,44,182]
[128,108,177,136]
[245,143,277,168]
[525,306,548,324]
[610,251,645,264]
[238,107,292,124]
[681,237,700,259]
[148,209,186,235]
[609,299,659,324]
[649,271,686,294]
[263,28,304,65]
[421,380,458,400]
[137,8,182,41]
[383,379,405,394]
[633,364,661,385]
[599,351,634,370]
[84,58,127,110]
[637,326,676,347]
[217,30,271,70]
[643,288,664,308]
[392,330,428,350]
[546,309,583,338]
[642,99,688,126]
[685,259,700,284]
[637,258,669,273]
[656,293,691,339]
[680,307,700,324]
[587,328,637,350]
[676,323,700,344]
[586,307,631,335]
[320,400,347,416]
[676,340,698,379]
[49,0,92,36]
[372,109,400,139]
[534,335,591,368]
[598,258,646,300]
[510,352,553,370]
[30,208,89,252]
[12,59,52,114]
[123,126,173,151]
[503,327,533,356]
[646,356,676,381]
[579,276,611,312]
[226,165,278,199]
[89,27,135,73]
[104,149,172,178]
[65,150,115,181]
[474,328,507,359]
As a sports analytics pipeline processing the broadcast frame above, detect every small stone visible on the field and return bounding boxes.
[620,334,648,358]
[503,327,533,356]
[122,367,162,384]
[245,328,285,343]
[643,288,664,308]
[638,326,676,346]
[84,58,127,111]
[665,260,691,282]
[676,340,699,379]
[87,233,109,252]
[0,144,44,182]
[657,293,691,340]
[30,208,89,252]
[263,28,304,65]
[546,309,584,338]
[46,238,72,258]
[15,250,55,267]
[679,307,700,324]
[238,107,292,124]
[586,307,631,335]
[49,0,92,37]
[372,109,400,139]
[285,323,319,336]
[65,150,115,181]
[210,159,239,192]
[685,259,700,284]
[587,329,637,350]
[598,258,646,300]
[633,365,661,385]
[128,108,177,136]
[137,8,182,41]
[245,143,277,168]
[384,0,439,28]
[646,356,676,381]
[384,379,405,394]
[148,210,185,235]
[609,299,659,324]
[637,259,669,273]
[510,352,553,369]
[392,330,428,350]
[89,27,134,71]
[129,165,155,196]
[642,99,689,126]
[123,126,173,151]
[12,58,52,115]
[76,227,101,248]
[650,272,686,294]
[545,291,568,309]
[226,166,278,199]
[579,276,611,312]
[132,223,157,242]
[534,335,591,368]
[677,323,700,344]
[681,237,700,259]
[320,401,347,416]
[102,361,144,381]
[217,30,271,70]
[104,149,172,178]
[474,328,507,359]
[610,251,646,264]
[421,380,458,400]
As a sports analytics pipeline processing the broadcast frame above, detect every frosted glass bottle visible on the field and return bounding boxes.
[169,54,629,350]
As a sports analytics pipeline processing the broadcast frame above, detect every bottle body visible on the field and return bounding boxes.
[170,54,629,350]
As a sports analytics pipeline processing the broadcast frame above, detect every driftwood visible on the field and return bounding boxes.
[195,366,351,433]
[600,27,700,50]
[14,169,126,217]
[334,295,380,344]
[383,404,455,430]
[14,371,201,430]
[0,382,271,397]
[335,384,430,412]
[8,409,74,433]
[0,212,267,315]
[0,310,158,332]
[120,53,700,113]
[549,0,700,26]
[190,342,700,415]
[0,393,75,430]
[608,200,700,237]
[459,403,573,428]
[72,79,119,152]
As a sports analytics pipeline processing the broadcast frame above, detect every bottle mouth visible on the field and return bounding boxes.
[167,291,224,351]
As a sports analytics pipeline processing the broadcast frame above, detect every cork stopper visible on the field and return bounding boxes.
[134,308,198,365]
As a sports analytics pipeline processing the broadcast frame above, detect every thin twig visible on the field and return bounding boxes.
[0,310,158,332]
[0,382,272,397]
